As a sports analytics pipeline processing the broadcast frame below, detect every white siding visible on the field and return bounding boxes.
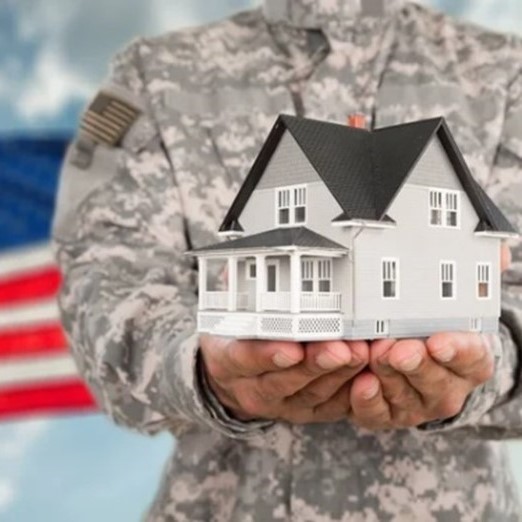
[408,137,463,190]
[257,131,319,189]
[353,183,500,320]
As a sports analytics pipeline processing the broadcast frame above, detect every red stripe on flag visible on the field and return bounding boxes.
[0,324,68,359]
[0,267,62,306]
[0,380,97,420]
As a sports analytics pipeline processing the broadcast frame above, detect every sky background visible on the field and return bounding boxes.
[0,1,521,520]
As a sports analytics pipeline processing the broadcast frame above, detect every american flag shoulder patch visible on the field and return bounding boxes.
[80,91,141,147]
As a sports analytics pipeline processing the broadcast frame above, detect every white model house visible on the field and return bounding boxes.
[191,115,517,341]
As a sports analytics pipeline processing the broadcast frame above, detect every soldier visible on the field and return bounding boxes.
[53,0,522,520]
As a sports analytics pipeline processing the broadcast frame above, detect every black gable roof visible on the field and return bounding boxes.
[280,116,376,219]
[220,115,517,234]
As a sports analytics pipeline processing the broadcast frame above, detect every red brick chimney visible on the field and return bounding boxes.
[347,113,367,129]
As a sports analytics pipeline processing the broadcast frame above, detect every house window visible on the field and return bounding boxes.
[440,261,456,299]
[470,318,482,332]
[382,259,399,299]
[301,260,314,292]
[429,189,460,228]
[276,185,307,226]
[477,263,491,299]
[318,260,332,292]
[294,187,306,224]
[277,189,291,225]
[246,261,256,280]
[375,320,389,335]
[301,259,332,292]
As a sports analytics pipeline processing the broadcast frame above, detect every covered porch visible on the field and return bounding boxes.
[193,227,348,315]
[199,252,344,313]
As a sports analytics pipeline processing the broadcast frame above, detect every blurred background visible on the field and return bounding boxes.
[0,0,521,520]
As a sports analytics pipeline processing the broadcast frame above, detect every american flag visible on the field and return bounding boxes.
[0,138,96,421]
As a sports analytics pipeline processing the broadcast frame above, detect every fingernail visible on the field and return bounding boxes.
[362,381,380,400]
[431,346,456,363]
[316,350,351,370]
[397,353,423,372]
[273,353,299,369]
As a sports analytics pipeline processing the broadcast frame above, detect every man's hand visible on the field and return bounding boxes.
[200,335,369,424]
[348,333,494,430]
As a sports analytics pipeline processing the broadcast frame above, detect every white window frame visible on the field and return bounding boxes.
[245,260,256,281]
[381,258,399,300]
[440,261,457,300]
[275,184,307,227]
[429,189,461,229]
[301,258,332,293]
[477,262,492,300]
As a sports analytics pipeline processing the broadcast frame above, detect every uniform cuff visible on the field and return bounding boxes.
[420,329,515,432]
[160,329,274,439]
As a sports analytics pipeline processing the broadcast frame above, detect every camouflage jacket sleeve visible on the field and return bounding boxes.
[52,41,271,439]
[423,52,522,438]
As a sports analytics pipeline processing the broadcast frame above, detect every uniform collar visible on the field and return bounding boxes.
[263,0,406,28]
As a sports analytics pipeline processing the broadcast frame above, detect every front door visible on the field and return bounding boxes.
[267,263,278,292]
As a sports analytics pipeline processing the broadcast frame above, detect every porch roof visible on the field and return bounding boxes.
[190,227,347,255]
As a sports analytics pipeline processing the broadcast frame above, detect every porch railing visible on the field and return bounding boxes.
[300,292,342,312]
[202,292,228,310]
[261,292,291,311]
[202,292,250,310]
[201,292,341,312]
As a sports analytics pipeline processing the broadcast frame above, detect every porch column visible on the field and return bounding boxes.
[198,257,207,310]
[290,252,301,314]
[255,254,266,312]
[227,257,238,312]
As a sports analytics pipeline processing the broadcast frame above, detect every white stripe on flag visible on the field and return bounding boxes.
[0,300,60,330]
[0,243,54,278]
[0,353,78,388]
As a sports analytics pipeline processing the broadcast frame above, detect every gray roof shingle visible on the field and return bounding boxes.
[190,227,347,254]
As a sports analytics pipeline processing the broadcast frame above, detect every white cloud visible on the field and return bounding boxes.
[0,419,50,459]
[0,419,49,515]
[5,0,256,124]
[0,480,15,513]
[16,48,94,120]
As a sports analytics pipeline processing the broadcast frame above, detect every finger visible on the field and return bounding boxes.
[386,339,460,405]
[426,332,494,384]
[254,341,367,401]
[308,381,352,423]
[370,339,424,422]
[349,372,392,430]
[201,335,304,381]
[286,361,366,408]
[501,243,512,273]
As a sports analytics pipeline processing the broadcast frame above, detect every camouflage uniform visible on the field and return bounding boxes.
[53,0,522,519]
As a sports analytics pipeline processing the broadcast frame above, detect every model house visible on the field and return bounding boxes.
[190,115,517,341]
